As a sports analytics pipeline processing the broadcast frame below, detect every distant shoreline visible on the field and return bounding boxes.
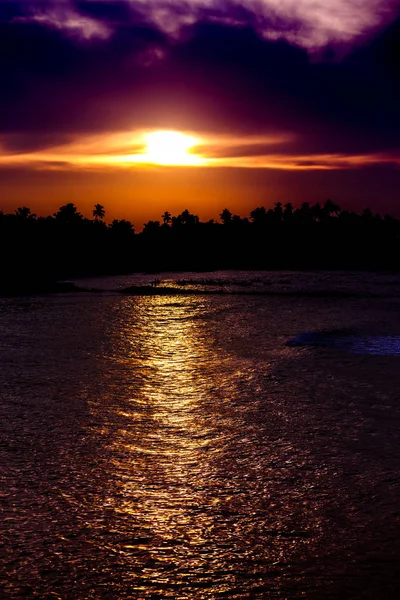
[3,202,400,286]
[1,277,399,299]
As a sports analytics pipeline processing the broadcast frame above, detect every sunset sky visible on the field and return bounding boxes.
[1,0,400,227]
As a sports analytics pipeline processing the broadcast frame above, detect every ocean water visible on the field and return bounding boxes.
[2,271,400,598]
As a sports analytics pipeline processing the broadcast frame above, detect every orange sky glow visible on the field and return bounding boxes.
[1,127,400,229]
[1,129,400,230]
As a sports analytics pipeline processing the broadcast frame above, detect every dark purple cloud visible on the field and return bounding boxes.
[0,0,400,159]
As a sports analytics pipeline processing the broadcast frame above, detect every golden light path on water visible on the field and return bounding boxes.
[83,294,328,597]
[103,297,250,595]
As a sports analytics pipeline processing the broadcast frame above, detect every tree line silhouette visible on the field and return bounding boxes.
[1,199,400,292]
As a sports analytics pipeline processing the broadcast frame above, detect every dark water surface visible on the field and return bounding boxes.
[2,272,400,598]
[287,331,400,355]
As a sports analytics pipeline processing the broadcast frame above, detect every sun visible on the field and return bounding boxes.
[142,131,203,166]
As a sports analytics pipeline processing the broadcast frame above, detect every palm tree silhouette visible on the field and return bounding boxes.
[324,199,341,217]
[93,204,106,221]
[273,202,283,221]
[178,209,199,226]
[250,206,267,225]
[284,203,294,221]
[54,203,83,224]
[15,207,35,221]
[162,211,172,225]
[220,208,233,225]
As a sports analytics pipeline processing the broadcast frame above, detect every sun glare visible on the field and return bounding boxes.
[142,131,203,166]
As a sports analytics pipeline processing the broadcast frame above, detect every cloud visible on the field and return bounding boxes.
[20,1,400,48]
[3,1,399,53]
[1,128,399,174]
[0,0,399,168]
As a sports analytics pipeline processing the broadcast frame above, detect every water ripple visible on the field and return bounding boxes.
[1,288,400,597]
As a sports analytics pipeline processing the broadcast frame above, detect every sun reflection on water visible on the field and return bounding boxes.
[101,296,243,594]
[83,295,324,597]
